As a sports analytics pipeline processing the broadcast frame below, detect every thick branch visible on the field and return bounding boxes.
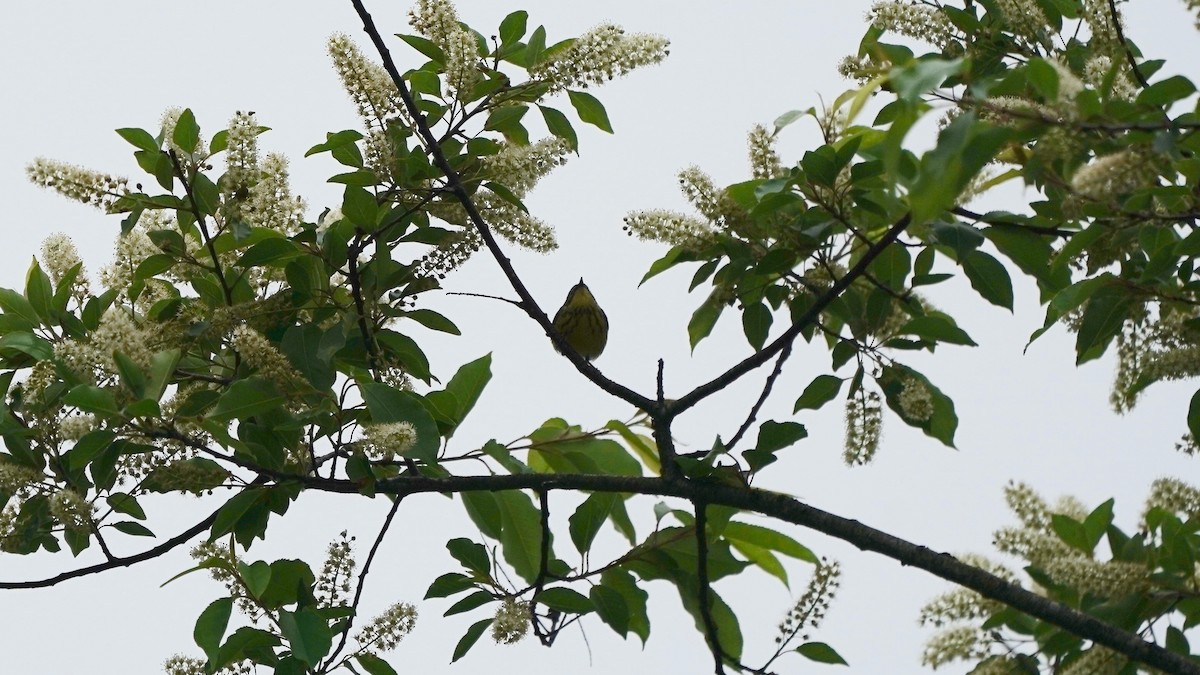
[286,471,1198,674]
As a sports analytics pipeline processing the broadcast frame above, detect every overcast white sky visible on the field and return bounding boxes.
[1,2,1198,674]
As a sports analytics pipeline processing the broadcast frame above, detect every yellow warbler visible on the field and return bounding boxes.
[551,278,608,361]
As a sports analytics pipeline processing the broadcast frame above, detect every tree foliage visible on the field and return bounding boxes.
[5,0,1200,673]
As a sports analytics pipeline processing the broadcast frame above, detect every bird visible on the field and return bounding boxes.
[551,278,608,361]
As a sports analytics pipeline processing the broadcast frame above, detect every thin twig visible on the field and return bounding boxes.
[670,214,912,418]
[725,341,793,454]
[694,501,726,675]
[1105,0,1149,90]
[324,494,405,669]
[0,508,222,589]
[167,150,232,305]
[531,488,553,646]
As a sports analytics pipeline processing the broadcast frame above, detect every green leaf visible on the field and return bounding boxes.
[538,587,593,614]
[238,560,272,599]
[210,377,286,421]
[279,608,333,666]
[724,521,818,562]
[755,420,808,454]
[569,492,616,554]
[172,109,200,154]
[342,186,380,228]
[194,597,233,662]
[24,258,53,324]
[360,383,441,461]
[447,537,491,575]
[539,105,578,152]
[523,25,547,67]
[741,302,772,351]
[568,90,613,133]
[113,350,147,399]
[601,569,649,643]
[425,572,475,599]
[878,364,958,447]
[404,308,461,335]
[892,58,964,102]
[688,296,724,351]
[112,521,155,537]
[897,315,978,346]
[106,492,146,520]
[1075,284,1132,364]
[499,10,528,45]
[867,243,910,290]
[590,585,630,637]
[0,288,42,329]
[398,34,446,65]
[116,127,160,153]
[495,490,543,584]
[793,375,844,412]
[962,250,1014,310]
[1189,389,1200,441]
[356,653,400,675]
[796,641,848,665]
[235,238,299,268]
[64,385,123,418]
[65,430,116,472]
[281,324,335,391]
[444,590,494,617]
[1137,75,1197,106]
[451,618,492,663]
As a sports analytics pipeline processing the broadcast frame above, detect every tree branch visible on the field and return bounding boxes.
[324,494,405,669]
[0,509,219,589]
[694,501,727,675]
[281,470,1199,675]
[724,341,792,455]
[669,214,912,418]
[349,0,657,414]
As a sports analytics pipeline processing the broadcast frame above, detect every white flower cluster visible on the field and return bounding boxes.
[316,530,356,607]
[920,625,991,669]
[529,23,669,92]
[868,2,957,48]
[843,388,882,466]
[1083,54,1138,101]
[993,0,1051,42]
[229,325,306,391]
[1143,477,1200,523]
[48,489,94,530]
[362,421,418,460]
[26,158,129,213]
[898,377,934,422]
[224,111,260,194]
[328,34,406,131]
[56,308,156,385]
[1061,647,1125,675]
[775,559,840,647]
[0,463,41,494]
[412,228,482,279]
[1042,558,1150,597]
[355,602,418,653]
[482,138,572,197]
[409,0,481,98]
[59,413,98,441]
[246,153,305,234]
[1070,148,1157,201]
[621,209,717,251]
[98,226,159,296]
[491,597,530,644]
[40,234,90,301]
[747,124,784,180]
[1081,0,1122,47]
